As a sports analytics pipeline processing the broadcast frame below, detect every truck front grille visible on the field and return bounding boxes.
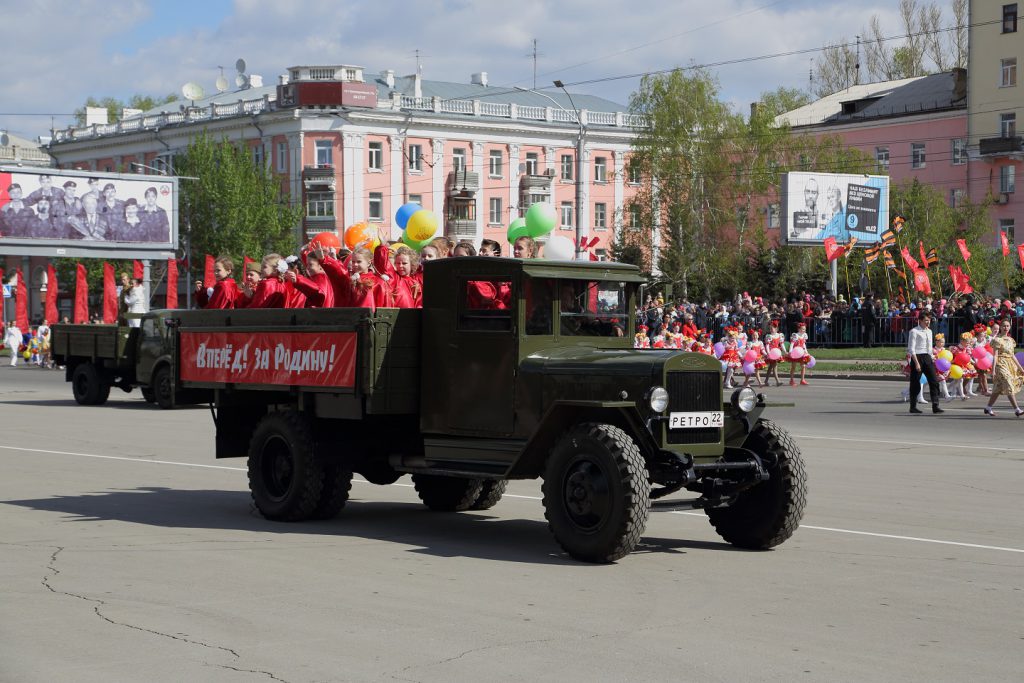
[665,371,722,445]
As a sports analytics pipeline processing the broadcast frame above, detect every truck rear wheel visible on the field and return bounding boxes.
[412,475,484,511]
[310,463,353,520]
[247,411,324,522]
[542,423,650,563]
[706,419,807,549]
[470,480,508,510]
[72,363,110,406]
[152,366,174,410]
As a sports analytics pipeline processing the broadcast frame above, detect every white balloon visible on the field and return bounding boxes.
[543,235,576,260]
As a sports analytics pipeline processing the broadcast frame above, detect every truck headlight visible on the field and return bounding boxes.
[731,387,757,413]
[648,386,669,413]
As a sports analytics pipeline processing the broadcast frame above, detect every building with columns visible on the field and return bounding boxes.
[47,64,643,260]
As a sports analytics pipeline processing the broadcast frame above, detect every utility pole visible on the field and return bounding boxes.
[554,80,587,260]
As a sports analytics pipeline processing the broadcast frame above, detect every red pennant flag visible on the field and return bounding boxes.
[15,268,29,330]
[913,269,932,294]
[102,262,117,324]
[133,260,145,280]
[242,256,254,273]
[900,247,920,272]
[587,236,600,249]
[74,264,88,323]
[45,264,58,323]
[1000,231,1010,257]
[166,258,179,309]
[949,265,973,294]
[919,241,928,269]
[204,254,215,288]
[1018,244,1024,271]
[956,239,971,262]
[824,236,846,262]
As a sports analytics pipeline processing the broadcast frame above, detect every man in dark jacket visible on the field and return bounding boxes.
[861,292,877,347]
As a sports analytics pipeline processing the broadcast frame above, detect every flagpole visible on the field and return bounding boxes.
[935,255,944,301]
[844,251,852,302]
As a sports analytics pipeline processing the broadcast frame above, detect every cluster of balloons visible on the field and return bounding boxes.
[506,202,577,260]
[934,345,1000,381]
[343,222,379,251]
[396,202,439,250]
[711,339,815,375]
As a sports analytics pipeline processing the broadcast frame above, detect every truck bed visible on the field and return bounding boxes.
[52,324,135,365]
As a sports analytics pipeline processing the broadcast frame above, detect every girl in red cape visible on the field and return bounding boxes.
[194,255,239,309]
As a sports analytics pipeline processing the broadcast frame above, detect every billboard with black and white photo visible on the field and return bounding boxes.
[780,172,889,246]
[0,166,177,259]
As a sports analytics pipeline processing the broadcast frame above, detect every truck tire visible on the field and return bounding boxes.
[706,419,807,550]
[311,463,353,520]
[542,423,650,563]
[469,480,508,510]
[140,387,156,403]
[412,475,484,512]
[72,363,110,406]
[152,366,174,410]
[247,411,324,522]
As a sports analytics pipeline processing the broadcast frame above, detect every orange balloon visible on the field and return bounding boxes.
[344,222,374,250]
[310,231,341,250]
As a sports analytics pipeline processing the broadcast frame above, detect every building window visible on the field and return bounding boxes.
[525,152,539,175]
[594,156,607,183]
[628,163,641,184]
[345,68,357,81]
[560,201,573,229]
[594,248,608,262]
[489,197,502,224]
[951,139,967,165]
[315,140,333,167]
[1000,220,1016,247]
[368,192,383,220]
[105,165,113,172]
[368,141,383,170]
[310,68,334,80]
[306,191,334,217]
[1000,113,1017,138]
[798,154,810,170]
[1001,165,1016,193]
[408,144,422,172]
[408,194,422,205]
[594,202,607,230]
[560,154,573,181]
[452,148,466,172]
[950,189,966,207]
[1003,4,1018,33]
[875,147,890,172]
[1002,58,1018,87]
[629,205,641,229]
[276,141,287,172]
[768,203,781,229]
[911,143,926,169]
[489,149,503,177]
[252,144,264,168]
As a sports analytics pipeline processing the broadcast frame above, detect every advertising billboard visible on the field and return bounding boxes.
[0,166,177,259]
[780,172,889,246]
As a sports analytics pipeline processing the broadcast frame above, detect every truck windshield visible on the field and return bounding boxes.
[559,281,628,338]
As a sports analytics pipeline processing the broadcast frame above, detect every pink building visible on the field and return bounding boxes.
[46,64,642,261]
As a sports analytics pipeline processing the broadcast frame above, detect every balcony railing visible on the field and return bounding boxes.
[979,136,1023,156]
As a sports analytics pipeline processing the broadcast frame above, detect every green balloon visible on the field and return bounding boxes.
[525,202,556,238]
[507,217,528,243]
[402,231,434,251]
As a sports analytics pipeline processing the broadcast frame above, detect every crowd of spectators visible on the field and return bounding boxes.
[636,289,1024,348]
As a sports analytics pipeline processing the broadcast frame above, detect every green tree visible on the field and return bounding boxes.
[73,93,179,126]
[173,133,302,268]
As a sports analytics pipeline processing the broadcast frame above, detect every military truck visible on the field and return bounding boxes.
[55,257,806,562]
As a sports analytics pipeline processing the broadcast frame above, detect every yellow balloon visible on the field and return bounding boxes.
[406,210,438,242]
[937,350,953,361]
[947,364,963,379]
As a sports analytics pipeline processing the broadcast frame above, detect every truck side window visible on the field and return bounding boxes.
[525,277,553,335]
[458,278,513,331]
[559,281,628,337]
[141,317,159,340]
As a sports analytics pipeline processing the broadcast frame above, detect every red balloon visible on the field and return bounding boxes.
[953,352,971,367]
[310,231,341,250]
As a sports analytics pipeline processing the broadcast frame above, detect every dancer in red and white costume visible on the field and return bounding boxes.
[764,320,785,387]
[787,321,811,386]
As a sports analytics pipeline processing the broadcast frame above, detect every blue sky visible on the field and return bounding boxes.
[1,0,912,142]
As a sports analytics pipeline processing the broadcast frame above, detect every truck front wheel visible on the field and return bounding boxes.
[706,419,807,549]
[152,366,174,410]
[248,411,324,522]
[412,475,484,511]
[542,423,650,563]
[72,363,110,406]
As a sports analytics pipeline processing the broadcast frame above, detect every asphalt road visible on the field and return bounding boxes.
[1,367,1021,683]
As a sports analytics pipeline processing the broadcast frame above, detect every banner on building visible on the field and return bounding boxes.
[0,166,177,259]
[780,171,890,246]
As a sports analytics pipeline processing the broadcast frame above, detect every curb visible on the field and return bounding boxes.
[810,373,904,381]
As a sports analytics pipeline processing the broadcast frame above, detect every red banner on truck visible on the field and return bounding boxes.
[179,331,357,387]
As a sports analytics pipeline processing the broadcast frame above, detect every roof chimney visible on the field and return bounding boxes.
[249,74,263,88]
[279,74,289,86]
[382,69,395,88]
[471,72,488,87]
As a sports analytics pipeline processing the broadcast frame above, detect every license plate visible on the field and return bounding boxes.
[668,411,723,429]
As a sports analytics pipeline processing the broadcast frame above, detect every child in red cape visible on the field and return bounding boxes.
[194,255,239,309]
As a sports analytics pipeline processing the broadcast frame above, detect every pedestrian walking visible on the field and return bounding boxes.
[4,321,23,367]
[983,318,1024,417]
[907,311,943,414]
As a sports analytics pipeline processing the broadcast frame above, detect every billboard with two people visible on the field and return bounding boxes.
[781,172,890,246]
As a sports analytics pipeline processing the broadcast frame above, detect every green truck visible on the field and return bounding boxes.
[53,257,806,562]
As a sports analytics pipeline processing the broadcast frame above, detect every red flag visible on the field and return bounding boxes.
[242,256,254,273]
[45,264,58,323]
[949,265,973,294]
[919,241,928,269]
[15,268,29,330]
[1018,244,1024,271]
[1000,231,1010,257]
[956,239,971,262]
[133,260,145,280]
[204,254,215,288]
[824,236,846,262]
[74,264,88,323]
[102,263,117,324]
[913,269,932,294]
[166,258,179,309]
[900,247,920,272]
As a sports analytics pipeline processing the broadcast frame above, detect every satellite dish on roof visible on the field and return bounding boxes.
[0,132,9,147]
[215,75,229,92]
[182,82,205,102]
[235,58,247,73]
[235,73,250,89]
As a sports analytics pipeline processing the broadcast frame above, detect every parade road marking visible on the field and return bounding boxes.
[792,434,1024,453]
[2,444,1022,555]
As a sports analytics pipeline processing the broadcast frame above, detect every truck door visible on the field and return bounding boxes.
[446,276,516,435]
[135,316,165,384]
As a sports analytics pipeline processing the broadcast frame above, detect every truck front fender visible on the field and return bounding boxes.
[507,401,659,479]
